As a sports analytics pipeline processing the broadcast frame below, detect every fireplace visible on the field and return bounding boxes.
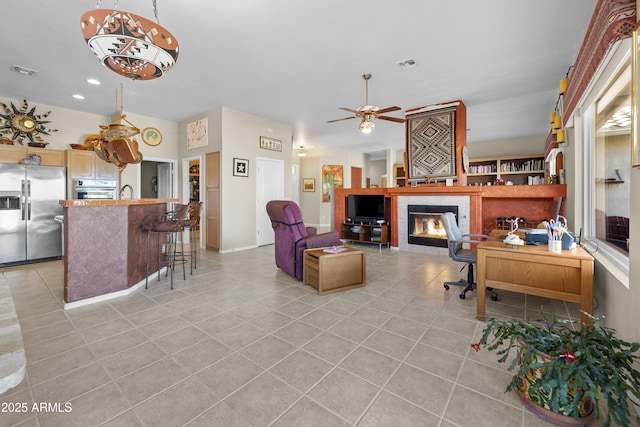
[408,205,458,247]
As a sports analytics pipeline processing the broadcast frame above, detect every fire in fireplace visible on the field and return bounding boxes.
[408,205,459,247]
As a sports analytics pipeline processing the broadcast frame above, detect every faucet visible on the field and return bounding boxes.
[120,184,133,199]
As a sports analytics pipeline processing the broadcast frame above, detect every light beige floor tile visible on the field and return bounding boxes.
[357,391,441,427]
[87,329,149,359]
[328,318,377,344]
[276,300,317,319]
[79,317,135,344]
[198,353,264,400]
[272,397,350,427]
[0,387,35,425]
[239,335,296,369]
[380,316,428,340]
[307,367,379,424]
[137,314,191,340]
[421,326,474,355]
[24,331,86,363]
[100,410,145,427]
[273,320,322,347]
[302,332,358,365]
[385,363,454,415]
[115,356,190,405]
[362,329,416,361]
[444,385,524,427]
[21,319,76,347]
[18,309,68,332]
[248,310,294,332]
[350,306,393,327]
[214,322,266,350]
[27,345,96,385]
[194,312,244,336]
[457,359,522,408]
[225,372,302,426]
[171,337,231,374]
[299,308,344,330]
[339,346,400,386]
[152,325,209,355]
[31,362,111,403]
[404,342,464,381]
[186,402,248,427]
[365,296,406,314]
[269,349,333,393]
[100,341,166,379]
[38,382,130,427]
[68,306,124,330]
[125,305,174,327]
[133,376,218,426]
[321,298,361,316]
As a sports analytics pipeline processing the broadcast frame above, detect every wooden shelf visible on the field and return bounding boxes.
[340,222,389,248]
[468,154,545,185]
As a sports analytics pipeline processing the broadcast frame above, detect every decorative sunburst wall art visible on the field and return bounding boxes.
[0,99,58,145]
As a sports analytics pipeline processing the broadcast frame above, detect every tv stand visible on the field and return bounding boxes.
[340,221,389,250]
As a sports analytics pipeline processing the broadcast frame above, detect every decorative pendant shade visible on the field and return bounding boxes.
[80,3,179,80]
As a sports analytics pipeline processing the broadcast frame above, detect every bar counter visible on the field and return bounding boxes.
[60,198,179,305]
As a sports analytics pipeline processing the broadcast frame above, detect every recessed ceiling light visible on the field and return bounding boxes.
[73,94,85,100]
[87,78,100,85]
[397,58,416,70]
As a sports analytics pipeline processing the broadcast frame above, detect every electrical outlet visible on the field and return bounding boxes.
[161,244,166,254]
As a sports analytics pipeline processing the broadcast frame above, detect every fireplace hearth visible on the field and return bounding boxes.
[408,205,458,247]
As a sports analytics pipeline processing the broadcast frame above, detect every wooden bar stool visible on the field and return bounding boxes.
[142,213,186,289]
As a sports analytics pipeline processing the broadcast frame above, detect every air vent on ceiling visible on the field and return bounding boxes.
[397,59,416,70]
[11,64,38,77]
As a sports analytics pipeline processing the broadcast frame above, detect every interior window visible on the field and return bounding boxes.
[591,67,631,258]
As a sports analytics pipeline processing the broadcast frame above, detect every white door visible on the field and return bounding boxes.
[157,163,173,198]
[257,157,284,246]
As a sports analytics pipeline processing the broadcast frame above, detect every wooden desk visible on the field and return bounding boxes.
[476,231,594,324]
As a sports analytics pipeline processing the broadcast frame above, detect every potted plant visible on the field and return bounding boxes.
[472,311,640,427]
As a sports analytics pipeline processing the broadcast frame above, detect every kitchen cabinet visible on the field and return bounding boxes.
[66,149,117,179]
[0,145,65,167]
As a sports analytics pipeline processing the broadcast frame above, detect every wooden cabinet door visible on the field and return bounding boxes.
[28,148,65,167]
[95,157,118,179]
[0,145,28,164]
[206,152,220,251]
[66,150,94,178]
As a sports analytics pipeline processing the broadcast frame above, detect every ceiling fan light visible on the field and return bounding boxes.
[359,119,375,134]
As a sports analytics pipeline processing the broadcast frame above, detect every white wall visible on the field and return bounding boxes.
[467,134,547,158]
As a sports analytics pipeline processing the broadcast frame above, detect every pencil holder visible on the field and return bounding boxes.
[548,240,562,253]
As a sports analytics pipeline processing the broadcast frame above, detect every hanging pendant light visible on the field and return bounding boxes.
[80,1,179,80]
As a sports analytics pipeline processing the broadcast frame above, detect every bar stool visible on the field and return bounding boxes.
[141,213,186,289]
[176,201,201,272]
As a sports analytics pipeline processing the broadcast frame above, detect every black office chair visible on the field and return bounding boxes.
[442,212,497,301]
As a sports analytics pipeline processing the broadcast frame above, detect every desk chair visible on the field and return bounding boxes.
[441,212,497,301]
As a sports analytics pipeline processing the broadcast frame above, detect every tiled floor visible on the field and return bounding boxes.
[0,244,634,426]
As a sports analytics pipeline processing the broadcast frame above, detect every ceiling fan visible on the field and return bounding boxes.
[327,73,405,134]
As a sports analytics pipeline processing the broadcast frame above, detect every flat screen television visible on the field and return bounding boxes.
[347,194,386,223]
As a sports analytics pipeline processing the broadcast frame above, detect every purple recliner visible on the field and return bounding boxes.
[266,200,342,280]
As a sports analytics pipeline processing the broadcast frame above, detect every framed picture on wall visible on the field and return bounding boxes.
[302,178,315,192]
[259,136,282,152]
[233,158,249,177]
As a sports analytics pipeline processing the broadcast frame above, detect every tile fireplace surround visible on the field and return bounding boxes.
[397,196,470,255]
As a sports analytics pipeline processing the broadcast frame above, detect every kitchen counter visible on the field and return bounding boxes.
[61,198,179,305]
[59,198,178,207]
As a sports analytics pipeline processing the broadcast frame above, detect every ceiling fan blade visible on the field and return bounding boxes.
[339,107,359,113]
[327,116,357,123]
[376,106,402,114]
[377,116,406,123]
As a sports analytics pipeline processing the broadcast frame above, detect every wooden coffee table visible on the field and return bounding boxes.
[303,247,366,295]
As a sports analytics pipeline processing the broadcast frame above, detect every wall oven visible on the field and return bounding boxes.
[73,179,117,200]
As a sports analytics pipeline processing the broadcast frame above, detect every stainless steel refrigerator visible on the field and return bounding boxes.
[0,164,66,265]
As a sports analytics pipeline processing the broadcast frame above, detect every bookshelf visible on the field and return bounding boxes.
[468,154,545,186]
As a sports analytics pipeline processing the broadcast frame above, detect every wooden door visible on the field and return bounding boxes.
[205,152,220,251]
[351,166,362,188]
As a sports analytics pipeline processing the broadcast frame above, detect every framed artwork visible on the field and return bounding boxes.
[233,158,249,177]
[302,178,315,192]
[187,118,208,150]
[321,165,343,202]
[141,127,162,146]
[633,22,640,167]
[259,136,282,152]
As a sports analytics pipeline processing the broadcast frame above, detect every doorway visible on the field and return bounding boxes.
[257,157,284,246]
[140,159,175,198]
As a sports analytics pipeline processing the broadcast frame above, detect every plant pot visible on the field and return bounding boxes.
[514,338,595,427]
